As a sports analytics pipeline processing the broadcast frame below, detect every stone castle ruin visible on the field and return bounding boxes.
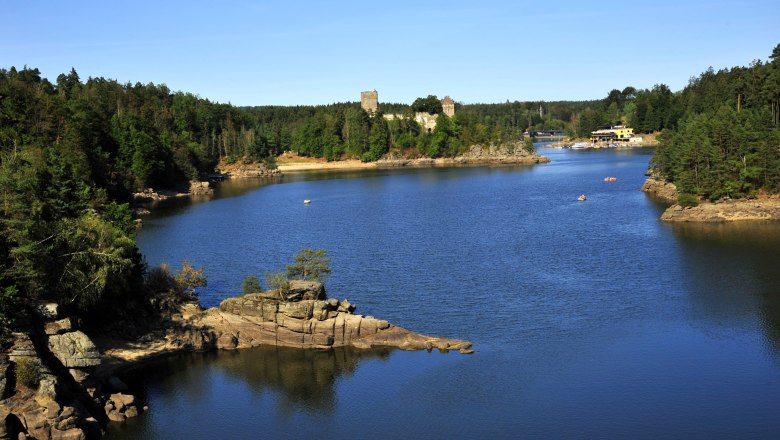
[361,90,455,132]
[441,95,455,117]
[360,90,378,114]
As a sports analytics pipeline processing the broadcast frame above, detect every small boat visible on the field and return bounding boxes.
[578,194,587,202]
[303,199,311,204]
[570,142,589,150]
[603,176,617,182]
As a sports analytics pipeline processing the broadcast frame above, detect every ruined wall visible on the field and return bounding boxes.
[360,90,378,113]
[442,96,455,117]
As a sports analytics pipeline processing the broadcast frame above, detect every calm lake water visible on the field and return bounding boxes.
[108,148,780,439]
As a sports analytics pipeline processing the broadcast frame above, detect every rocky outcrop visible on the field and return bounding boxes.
[642,174,780,222]
[0,303,144,440]
[286,280,326,301]
[217,161,281,178]
[47,332,101,368]
[641,175,678,203]
[189,180,213,196]
[659,196,780,222]
[98,281,473,372]
[132,187,187,202]
[203,293,469,352]
[453,143,550,165]
[377,144,549,168]
[2,282,471,438]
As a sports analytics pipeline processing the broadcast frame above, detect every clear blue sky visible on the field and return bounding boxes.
[2,0,778,106]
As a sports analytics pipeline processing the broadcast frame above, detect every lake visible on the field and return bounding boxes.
[107,148,780,439]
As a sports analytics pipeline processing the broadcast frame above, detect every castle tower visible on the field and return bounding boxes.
[361,90,378,114]
[442,96,455,117]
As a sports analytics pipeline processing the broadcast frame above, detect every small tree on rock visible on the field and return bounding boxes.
[285,249,331,283]
[240,275,262,296]
[265,271,291,300]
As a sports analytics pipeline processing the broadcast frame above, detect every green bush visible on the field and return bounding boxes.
[15,358,40,388]
[265,271,290,300]
[241,275,262,296]
[678,193,699,207]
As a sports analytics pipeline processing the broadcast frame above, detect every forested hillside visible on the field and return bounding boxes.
[651,44,780,201]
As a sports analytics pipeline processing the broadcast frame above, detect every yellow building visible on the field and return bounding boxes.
[590,126,634,143]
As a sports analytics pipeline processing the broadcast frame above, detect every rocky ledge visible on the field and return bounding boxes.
[642,174,780,222]
[99,281,472,371]
[0,281,471,439]
[641,174,678,204]
[216,161,281,178]
[659,196,780,222]
[377,143,549,167]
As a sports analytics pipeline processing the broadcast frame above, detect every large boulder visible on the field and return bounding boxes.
[279,301,313,320]
[47,331,100,368]
[286,280,325,301]
[44,318,73,335]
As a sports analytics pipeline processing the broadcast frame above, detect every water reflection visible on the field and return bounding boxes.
[670,221,780,353]
[215,346,392,412]
[123,346,393,414]
[140,177,282,219]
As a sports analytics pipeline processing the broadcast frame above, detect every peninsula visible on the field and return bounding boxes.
[642,175,780,222]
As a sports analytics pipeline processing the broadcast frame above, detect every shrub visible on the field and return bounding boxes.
[241,275,262,296]
[678,193,699,207]
[522,138,536,154]
[265,271,290,300]
[144,261,207,312]
[15,358,40,388]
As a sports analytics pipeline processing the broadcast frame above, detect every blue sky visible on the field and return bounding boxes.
[2,0,778,106]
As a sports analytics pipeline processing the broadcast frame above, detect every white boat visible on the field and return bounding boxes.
[570,142,589,150]
[577,194,587,202]
[303,199,311,204]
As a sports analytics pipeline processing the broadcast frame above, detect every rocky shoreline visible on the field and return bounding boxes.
[134,145,547,210]
[278,143,550,172]
[377,144,549,167]
[0,281,471,439]
[641,174,780,222]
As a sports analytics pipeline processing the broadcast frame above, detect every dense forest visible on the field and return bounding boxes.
[1,44,778,333]
[651,44,780,201]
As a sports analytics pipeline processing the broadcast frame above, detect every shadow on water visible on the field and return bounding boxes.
[670,221,780,354]
[123,346,392,412]
[140,177,283,219]
[106,346,396,439]
[141,165,537,220]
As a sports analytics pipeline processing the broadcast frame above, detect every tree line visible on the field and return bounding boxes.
[2,43,778,331]
[651,44,780,201]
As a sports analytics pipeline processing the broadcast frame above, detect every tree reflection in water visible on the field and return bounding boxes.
[670,221,780,355]
[121,346,394,415]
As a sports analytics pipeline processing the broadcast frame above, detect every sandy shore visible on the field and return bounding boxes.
[277,159,378,172]
[276,150,549,173]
